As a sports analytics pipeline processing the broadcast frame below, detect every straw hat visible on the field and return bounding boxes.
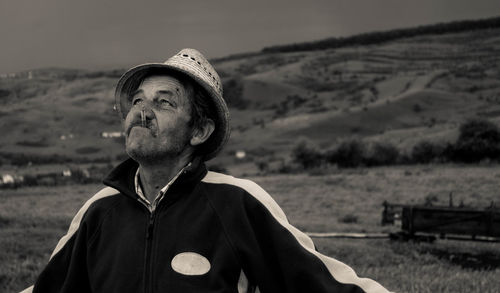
[115,48,230,161]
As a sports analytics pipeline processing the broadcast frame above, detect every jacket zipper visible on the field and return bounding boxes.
[139,164,190,293]
[144,210,156,293]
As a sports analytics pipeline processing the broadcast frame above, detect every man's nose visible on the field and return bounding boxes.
[129,102,155,123]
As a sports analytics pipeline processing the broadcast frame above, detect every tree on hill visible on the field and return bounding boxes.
[411,141,444,164]
[291,137,323,169]
[262,16,500,53]
[328,138,366,168]
[452,118,500,162]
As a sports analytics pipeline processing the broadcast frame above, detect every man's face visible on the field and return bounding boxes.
[124,75,194,163]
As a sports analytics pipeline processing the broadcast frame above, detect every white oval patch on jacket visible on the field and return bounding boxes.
[171,252,211,275]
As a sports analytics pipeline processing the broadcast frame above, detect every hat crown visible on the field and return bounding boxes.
[165,48,223,97]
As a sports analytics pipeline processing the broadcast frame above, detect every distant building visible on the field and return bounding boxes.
[60,134,75,140]
[0,71,30,79]
[101,131,124,138]
[235,151,246,159]
[1,174,14,184]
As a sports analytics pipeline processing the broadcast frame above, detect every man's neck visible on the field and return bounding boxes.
[137,153,191,202]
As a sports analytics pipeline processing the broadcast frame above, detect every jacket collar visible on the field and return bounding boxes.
[103,157,208,200]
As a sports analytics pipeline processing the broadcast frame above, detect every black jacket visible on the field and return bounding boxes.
[31,159,389,293]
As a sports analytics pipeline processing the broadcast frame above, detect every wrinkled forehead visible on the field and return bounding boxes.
[118,69,198,118]
[139,75,179,88]
[137,75,188,94]
[134,75,195,109]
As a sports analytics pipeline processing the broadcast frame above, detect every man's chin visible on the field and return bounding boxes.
[126,135,153,158]
[126,147,156,164]
[125,143,172,164]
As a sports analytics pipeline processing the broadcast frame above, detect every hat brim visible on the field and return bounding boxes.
[115,63,230,161]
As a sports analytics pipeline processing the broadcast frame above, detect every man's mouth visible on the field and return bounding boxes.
[127,122,157,137]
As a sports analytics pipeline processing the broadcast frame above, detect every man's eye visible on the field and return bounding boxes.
[132,98,143,105]
[159,98,173,107]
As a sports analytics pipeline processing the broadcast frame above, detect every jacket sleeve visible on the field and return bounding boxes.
[217,178,391,293]
[33,218,93,293]
[24,187,118,293]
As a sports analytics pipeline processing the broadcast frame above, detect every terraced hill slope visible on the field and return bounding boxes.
[215,28,500,157]
[1,26,500,168]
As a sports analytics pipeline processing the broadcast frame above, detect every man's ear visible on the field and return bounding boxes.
[190,119,215,146]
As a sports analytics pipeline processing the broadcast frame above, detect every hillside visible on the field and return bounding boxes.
[214,27,500,163]
[1,23,500,170]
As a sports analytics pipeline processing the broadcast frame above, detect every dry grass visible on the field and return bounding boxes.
[0,185,102,292]
[1,165,499,292]
[250,164,500,232]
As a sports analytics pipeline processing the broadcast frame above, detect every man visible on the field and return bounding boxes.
[24,49,390,292]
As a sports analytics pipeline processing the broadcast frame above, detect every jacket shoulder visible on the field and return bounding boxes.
[49,186,120,259]
[201,171,289,222]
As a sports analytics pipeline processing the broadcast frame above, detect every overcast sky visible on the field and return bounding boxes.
[1,0,500,74]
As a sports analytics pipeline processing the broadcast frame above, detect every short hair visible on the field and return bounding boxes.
[184,80,217,157]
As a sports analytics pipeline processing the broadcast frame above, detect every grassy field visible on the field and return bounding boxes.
[1,164,499,292]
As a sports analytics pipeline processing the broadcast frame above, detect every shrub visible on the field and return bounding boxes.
[441,143,457,162]
[255,160,269,174]
[273,95,308,117]
[37,176,57,186]
[277,160,296,173]
[23,174,38,186]
[413,103,422,113]
[0,89,11,99]
[291,138,324,169]
[75,146,101,155]
[70,169,92,184]
[452,118,500,162]
[0,215,10,227]
[365,141,399,166]
[411,141,444,164]
[339,214,358,223]
[0,152,74,166]
[424,194,439,206]
[16,139,50,147]
[329,138,366,168]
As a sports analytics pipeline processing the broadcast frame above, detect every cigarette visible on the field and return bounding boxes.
[141,109,146,127]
